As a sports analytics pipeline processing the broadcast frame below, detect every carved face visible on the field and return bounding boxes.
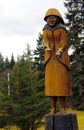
[47,15,58,27]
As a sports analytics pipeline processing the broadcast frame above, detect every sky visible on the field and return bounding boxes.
[0,0,67,59]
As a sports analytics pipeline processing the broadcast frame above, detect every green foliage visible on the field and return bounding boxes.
[33,33,45,79]
[10,52,49,129]
[10,54,15,69]
[64,0,84,109]
[0,44,50,130]
[4,57,10,70]
[0,53,15,72]
[0,53,5,72]
[0,93,12,128]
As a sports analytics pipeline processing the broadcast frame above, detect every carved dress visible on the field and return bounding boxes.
[43,23,72,96]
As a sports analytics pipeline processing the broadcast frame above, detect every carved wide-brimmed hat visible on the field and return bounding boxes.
[44,8,64,24]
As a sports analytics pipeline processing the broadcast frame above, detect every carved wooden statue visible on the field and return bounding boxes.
[43,8,72,114]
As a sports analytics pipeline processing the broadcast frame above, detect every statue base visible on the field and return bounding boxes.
[45,113,78,130]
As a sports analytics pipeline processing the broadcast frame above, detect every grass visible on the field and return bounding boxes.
[0,109,84,130]
[68,109,84,130]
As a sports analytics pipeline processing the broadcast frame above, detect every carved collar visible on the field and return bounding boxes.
[43,23,67,32]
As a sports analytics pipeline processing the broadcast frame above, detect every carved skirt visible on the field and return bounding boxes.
[45,55,72,96]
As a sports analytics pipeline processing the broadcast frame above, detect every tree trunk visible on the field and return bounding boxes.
[45,113,78,130]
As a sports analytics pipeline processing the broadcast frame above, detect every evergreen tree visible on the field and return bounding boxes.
[5,57,10,70]
[10,46,49,130]
[0,93,11,128]
[0,45,50,130]
[10,53,15,69]
[64,0,84,109]
[33,33,45,78]
[23,44,33,61]
[0,53,5,72]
